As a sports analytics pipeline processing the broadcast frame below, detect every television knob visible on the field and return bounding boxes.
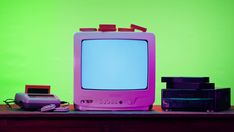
[111,100,115,104]
[99,100,103,104]
[127,100,133,105]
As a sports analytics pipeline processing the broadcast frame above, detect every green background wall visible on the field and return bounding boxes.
[0,0,234,105]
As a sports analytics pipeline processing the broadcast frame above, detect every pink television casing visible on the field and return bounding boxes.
[74,32,155,111]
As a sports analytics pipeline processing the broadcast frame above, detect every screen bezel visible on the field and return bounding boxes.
[80,39,149,91]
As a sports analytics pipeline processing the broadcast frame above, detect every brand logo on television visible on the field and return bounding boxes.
[80,99,93,104]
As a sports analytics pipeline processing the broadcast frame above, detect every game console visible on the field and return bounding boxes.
[14,85,62,111]
[15,93,61,110]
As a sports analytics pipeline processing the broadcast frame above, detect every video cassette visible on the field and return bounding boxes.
[162,77,210,83]
[166,82,215,89]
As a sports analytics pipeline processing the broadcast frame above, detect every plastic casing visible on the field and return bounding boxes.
[74,32,155,110]
[15,93,60,110]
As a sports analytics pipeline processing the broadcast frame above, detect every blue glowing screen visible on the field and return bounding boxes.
[81,40,148,90]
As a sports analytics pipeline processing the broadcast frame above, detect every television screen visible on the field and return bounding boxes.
[81,40,148,90]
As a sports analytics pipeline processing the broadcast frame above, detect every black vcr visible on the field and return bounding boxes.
[161,77,231,112]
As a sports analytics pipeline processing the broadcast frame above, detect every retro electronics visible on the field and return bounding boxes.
[161,77,231,112]
[15,93,60,110]
[15,85,61,110]
[74,25,156,110]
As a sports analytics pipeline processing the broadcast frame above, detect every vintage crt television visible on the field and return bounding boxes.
[74,32,155,110]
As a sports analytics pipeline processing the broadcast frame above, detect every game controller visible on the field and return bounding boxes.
[40,104,56,112]
[54,106,70,112]
[40,104,69,112]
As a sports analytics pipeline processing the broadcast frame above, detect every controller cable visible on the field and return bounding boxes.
[3,99,15,109]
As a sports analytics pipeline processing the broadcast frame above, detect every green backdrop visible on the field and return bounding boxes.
[0,0,234,105]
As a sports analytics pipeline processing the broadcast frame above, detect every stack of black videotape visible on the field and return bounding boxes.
[161,77,231,112]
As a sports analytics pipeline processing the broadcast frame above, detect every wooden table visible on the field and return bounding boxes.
[0,105,234,132]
